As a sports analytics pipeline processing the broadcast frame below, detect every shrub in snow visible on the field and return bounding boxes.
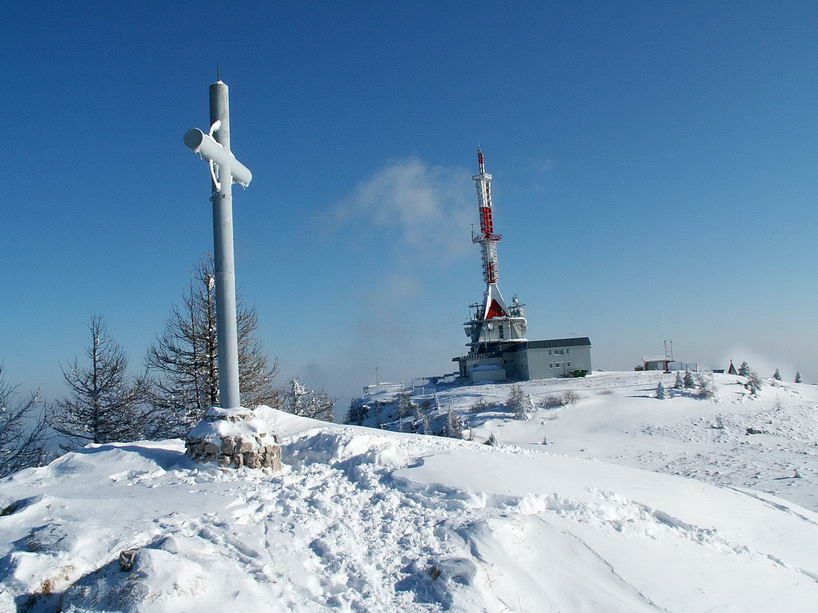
[507,384,533,420]
[683,370,695,390]
[484,432,498,446]
[469,398,495,413]
[745,371,762,396]
[655,381,666,400]
[738,361,750,377]
[696,373,716,400]
[281,378,334,422]
[773,368,782,381]
[562,390,580,405]
[795,371,803,383]
[539,395,567,410]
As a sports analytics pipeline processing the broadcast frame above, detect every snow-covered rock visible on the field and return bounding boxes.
[185,406,281,470]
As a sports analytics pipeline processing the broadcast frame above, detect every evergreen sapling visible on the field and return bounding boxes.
[655,381,667,400]
[673,372,684,389]
[745,371,762,397]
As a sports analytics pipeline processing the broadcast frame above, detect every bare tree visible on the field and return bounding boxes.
[280,377,334,422]
[50,316,150,450]
[0,366,49,477]
[146,256,279,435]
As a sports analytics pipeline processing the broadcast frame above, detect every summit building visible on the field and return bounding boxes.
[453,151,592,383]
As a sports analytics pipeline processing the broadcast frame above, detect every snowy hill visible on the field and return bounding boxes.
[1,375,818,611]
[352,371,818,512]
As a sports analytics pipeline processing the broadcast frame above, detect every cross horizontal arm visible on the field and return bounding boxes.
[183,128,253,188]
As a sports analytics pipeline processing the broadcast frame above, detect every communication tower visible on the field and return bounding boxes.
[463,150,528,353]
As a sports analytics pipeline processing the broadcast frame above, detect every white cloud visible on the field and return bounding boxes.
[332,157,473,261]
[720,346,796,381]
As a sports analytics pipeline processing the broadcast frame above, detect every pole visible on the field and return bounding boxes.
[209,80,241,408]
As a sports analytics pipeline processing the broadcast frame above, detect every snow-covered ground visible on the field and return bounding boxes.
[358,371,818,513]
[1,373,818,611]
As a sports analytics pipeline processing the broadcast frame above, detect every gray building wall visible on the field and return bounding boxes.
[456,337,592,383]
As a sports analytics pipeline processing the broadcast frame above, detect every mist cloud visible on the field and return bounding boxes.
[332,157,473,261]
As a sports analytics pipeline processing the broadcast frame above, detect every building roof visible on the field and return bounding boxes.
[525,337,592,349]
[502,337,592,353]
[642,355,670,363]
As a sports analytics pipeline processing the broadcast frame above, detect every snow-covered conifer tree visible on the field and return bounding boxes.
[738,361,750,377]
[0,367,48,477]
[683,370,695,389]
[508,384,532,420]
[281,377,334,422]
[50,316,152,449]
[795,371,803,384]
[484,432,498,446]
[745,371,762,396]
[396,391,416,432]
[773,368,782,381]
[673,371,684,389]
[696,373,716,400]
[446,408,464,439]
[655,381,666,399]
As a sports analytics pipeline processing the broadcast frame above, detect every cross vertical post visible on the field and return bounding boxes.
[209,80,240,409]
[184,77,253,409]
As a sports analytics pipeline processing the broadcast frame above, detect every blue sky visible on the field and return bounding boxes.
[2,1,817,406]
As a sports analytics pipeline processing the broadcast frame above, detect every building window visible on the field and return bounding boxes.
[549,363,552,368]
[567,362,571,367]
[549,350,552,355]
[566,349,570,354]
[555,362,560,368]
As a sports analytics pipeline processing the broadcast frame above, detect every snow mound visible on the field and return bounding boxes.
[1,405,817,611]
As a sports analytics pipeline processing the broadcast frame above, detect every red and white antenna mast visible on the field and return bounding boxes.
[472,149,507,316]
[462,150,527,352]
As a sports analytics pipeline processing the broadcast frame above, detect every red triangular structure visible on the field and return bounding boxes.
[727,360,738,375]
[485,299,507,319]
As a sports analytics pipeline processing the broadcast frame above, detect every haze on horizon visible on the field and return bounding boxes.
[2,2,816,408]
